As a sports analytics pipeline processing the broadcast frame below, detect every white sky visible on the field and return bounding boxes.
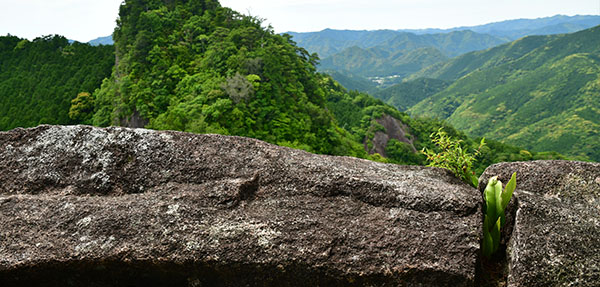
[0,0,598,42]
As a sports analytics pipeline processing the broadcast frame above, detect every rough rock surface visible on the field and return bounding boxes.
[480,161,600,286]
[0,125,481,286]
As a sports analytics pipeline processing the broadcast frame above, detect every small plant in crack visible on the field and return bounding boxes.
[482,172,516,258]
[422,128,485,187]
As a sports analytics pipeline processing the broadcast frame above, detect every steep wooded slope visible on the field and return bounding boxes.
[92,0,368,156]
[0,35,114,130]
[410,25,600,161]
[373,78,450,111]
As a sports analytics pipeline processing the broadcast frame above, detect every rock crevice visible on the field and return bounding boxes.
[480,160,600,286]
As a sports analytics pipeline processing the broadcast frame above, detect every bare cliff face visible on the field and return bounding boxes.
[0,125,481,286]
[364,114,417,157]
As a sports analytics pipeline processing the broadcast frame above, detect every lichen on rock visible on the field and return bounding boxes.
[0,125,482,286]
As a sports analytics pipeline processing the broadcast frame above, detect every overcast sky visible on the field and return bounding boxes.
[0,0,598,42]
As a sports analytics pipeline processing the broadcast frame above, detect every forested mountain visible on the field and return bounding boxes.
[409,25,600,161]
[291,30,505,80]
[89,0,373,156]
[373,78,449,111]
[0,35,114,130]
[320,46,448,78]
[407,34,559,82]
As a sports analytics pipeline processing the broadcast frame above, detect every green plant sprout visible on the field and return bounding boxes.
[422,128,485,187]
[482,172,517,258]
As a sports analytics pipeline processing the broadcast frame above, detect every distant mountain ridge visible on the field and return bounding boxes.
[400,15,600,40]
[286,14,600,89]
[88,36,114,46]
[87,15,600,59]
[287,15,600,57]
[312,30,506,79]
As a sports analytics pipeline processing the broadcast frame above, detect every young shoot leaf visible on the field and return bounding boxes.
[502,172,517,210]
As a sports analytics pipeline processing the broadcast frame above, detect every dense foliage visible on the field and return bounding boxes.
[92,0,366,156]
[0,35,114,130]
[324,76,422,164]
[422,129,485,186]
[410,25,600,161]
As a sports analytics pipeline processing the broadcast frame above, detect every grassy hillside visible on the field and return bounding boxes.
[410,25,600,161]
[0,35,114,130]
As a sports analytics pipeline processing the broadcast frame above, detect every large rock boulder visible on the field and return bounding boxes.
[0,125,481,286]
[480,161,600,286]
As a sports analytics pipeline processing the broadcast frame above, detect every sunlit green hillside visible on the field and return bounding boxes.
[410,25,600,161]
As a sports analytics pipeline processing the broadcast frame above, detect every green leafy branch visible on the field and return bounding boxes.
[422,128,485,186]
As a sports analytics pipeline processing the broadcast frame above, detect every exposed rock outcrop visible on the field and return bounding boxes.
[0,125,481,286]
[365,114,417,157]
[480,161,600,286]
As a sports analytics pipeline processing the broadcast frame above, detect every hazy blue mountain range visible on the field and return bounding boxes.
[287,29,507,59]
[88,36,114,46]
[400,15,600,40]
